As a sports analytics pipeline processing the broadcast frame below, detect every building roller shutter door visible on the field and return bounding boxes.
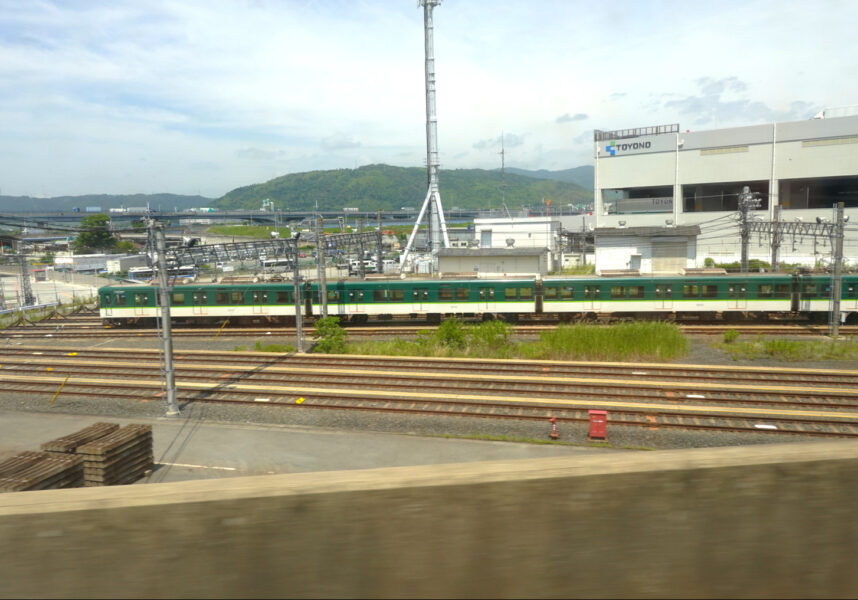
[652,242,687,273]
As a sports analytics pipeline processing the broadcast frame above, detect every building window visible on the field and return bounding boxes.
[602,186,673,214]
[779,176,858,209]
[682,181,769,213]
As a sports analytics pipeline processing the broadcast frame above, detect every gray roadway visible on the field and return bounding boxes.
[0,410,612,485]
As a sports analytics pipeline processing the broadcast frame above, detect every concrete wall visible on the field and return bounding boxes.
[2,441,858,598]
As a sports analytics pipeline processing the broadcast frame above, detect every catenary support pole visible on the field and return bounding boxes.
[292,238,304,352]
[830,202,845,339]
[315,217,328,318]
[152,222,180,417]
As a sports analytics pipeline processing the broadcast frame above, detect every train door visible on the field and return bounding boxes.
[583,285,601,311]
[413,287,428,311]
[251,290,268,315]
[844,281,858,311]
[133,292,150,317]
[655,284,672,309]
[348,288,365,316]
[478,286,494,311]
[729,283,747,309]
[191,291,207,316]
[331,285,347,317]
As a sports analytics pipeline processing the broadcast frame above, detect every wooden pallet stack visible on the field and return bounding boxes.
[75,424,154,487]
[40,422,120,454]
[0,451,84,492]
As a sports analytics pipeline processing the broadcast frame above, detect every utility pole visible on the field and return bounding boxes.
[830,202,845,339]
[292,234,304,352]
[18,254,35,307]
[152,221,180,417]
[738,186,760,272]
[357,218,366,279]
[376,209,384,275]
[771,205,781,272]
[315,217,328,318]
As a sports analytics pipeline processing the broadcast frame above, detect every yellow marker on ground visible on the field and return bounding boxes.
[46,367,53,371]
[66,352,77,356]
[296,397,305,404]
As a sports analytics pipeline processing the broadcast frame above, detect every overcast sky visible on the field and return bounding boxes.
[1,0,856,198]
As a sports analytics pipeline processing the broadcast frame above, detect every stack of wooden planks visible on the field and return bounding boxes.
[0,451,84,492]
[75,424,154,487]
[40,422,120,454]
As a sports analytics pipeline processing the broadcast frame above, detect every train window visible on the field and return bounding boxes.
[728,285,745,298]
[610,286,626,299]
[373,289,388,302]
[848,285,856,298]
[504,288,517,300]
[775,284,790,298]
[348,290,364,302]
[438,287,453,301]
[629,286,644,299]
[277,291,292,303]
[114,292,127,306]
[103,294,111,306]
[822,285,831,298]
[252,291,268,303]
[231,291,243,304]
[327,290,339,302]
[758,285,773,298]
[479,287,495,300]
[594,287,600,298]
[171,292,185,305]
[413,288,428,301]
[682,285,699,298]
[803,284,817,297]
[519,287,533,300]
[192,292,206,305]
[544,287,558,299]
[216,291,229,304]
[701,285,718,298]
[390,289,404,301]
[561,286,574,299]
[655,286,664,298]
[455,288,469,300]
[584,286,592,299]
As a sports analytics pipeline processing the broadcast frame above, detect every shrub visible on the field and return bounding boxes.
[312,316,348,354]
[723,329,739,344]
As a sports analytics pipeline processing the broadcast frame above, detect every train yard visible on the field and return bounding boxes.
[1,343,857,442]
[2,310,857,338]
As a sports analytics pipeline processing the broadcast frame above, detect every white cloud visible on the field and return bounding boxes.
[0,0,856,197]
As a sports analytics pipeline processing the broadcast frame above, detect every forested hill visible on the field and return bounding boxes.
[216,164,593,212]
[0,193,212,213]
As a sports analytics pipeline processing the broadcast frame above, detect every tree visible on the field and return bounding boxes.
[74,214,117,253]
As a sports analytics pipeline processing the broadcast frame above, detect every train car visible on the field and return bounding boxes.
[310,278,537,323]
[98,273,858,326]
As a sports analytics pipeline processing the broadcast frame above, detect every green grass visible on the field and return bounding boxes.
[716,337,858,361]
[518,321,688,362]
[346,319,688,362]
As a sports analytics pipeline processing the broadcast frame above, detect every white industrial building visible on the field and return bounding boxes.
[593,107,858,272]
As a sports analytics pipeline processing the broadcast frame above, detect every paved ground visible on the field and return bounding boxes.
[0,410,612,484]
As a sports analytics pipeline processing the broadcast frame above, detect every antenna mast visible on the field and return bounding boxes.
[400,0,450,271]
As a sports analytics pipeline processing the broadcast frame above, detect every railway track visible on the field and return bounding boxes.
[2,346,857,439]
[2,320,853,338]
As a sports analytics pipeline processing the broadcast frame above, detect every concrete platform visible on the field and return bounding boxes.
[0,410,612,484]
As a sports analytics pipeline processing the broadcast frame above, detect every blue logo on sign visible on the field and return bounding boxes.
[605,141,616,156]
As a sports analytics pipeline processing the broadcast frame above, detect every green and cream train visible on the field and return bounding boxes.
[99,272,858,325]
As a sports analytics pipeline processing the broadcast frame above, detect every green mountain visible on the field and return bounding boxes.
[504,166,594,190]
[216,164,593,211]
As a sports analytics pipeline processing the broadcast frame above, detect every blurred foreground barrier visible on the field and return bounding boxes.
[1,441,857,598]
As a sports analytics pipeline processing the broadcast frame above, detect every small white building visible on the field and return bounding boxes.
[473,217,561,251]
[437,248,551,278]
[54,253,126,273]
[594,225,700,274]
[105,254,149,274]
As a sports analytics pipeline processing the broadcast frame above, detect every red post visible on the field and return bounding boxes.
[588,410,607,440]
[548,416,559,440]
